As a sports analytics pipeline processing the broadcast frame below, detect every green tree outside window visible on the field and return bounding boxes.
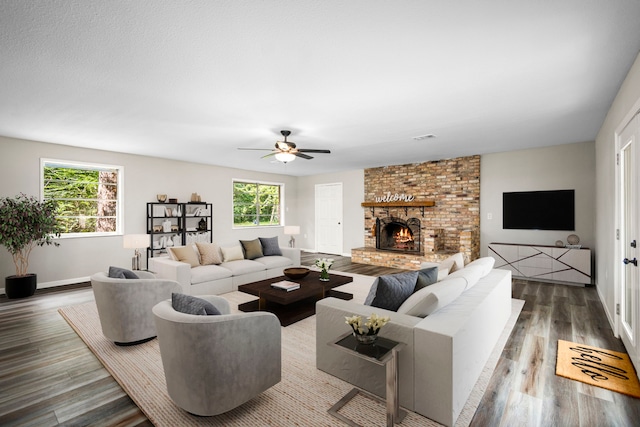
[233,181,281,227]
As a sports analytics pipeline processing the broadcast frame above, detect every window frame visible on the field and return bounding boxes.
[232,179,285,229]
[40,158,125,238]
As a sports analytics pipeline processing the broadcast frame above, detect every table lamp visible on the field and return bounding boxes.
[123,234,150,270]
[284,226,300,248]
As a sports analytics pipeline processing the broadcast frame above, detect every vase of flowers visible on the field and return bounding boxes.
[315,257,334,281]
[345,313,390,344]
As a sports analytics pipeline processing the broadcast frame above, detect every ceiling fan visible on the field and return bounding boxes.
[238,130,331,163]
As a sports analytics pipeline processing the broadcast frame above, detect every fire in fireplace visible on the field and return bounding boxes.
[376,217,421,253]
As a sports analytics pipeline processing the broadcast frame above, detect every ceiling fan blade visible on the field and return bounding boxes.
[295,152,314,160]
[261,152,279,159]
[297,149,331,154]
[238,148,274,151]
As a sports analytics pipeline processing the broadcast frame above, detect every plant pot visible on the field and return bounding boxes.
[5,274,37,299]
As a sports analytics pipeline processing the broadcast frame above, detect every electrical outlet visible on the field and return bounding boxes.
[487,213,493,220]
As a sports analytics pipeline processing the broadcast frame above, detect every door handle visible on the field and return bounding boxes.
[623,258,638,266]
[632,240,637,248]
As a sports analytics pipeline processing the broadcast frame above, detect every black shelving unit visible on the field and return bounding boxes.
[146,202,213,261]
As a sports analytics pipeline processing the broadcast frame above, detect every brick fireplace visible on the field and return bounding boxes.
[352,155,480,270]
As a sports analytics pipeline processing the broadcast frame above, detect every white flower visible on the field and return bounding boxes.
[346,313,390,336]
[315,258,334,270]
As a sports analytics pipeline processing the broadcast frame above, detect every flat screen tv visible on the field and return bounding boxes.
[503,189,575,231]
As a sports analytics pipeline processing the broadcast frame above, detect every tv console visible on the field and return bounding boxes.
[488,242,592,286]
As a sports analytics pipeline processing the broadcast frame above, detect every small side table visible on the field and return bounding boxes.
[327,332,407,427]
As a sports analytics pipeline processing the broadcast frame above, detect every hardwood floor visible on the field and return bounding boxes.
[1,254,638,426]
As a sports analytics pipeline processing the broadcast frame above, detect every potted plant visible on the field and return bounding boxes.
[0,193,61,298]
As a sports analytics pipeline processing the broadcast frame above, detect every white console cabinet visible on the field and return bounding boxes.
[488,243,592,285]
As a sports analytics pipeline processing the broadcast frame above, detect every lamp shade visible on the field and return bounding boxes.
[283,226,300,235]
[123,234,150,249]
[275,152,296,163]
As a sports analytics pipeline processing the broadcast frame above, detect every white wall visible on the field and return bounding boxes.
[0,136,299,288]
[595,53,640,323]
[297,169,365,255]
[480,141,596,257]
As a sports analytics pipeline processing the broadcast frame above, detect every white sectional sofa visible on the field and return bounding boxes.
[315,254,512,427]
[149,238,300,295]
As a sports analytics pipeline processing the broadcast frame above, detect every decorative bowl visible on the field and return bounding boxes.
[283,267,310,280]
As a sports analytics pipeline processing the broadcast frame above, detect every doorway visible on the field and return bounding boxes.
[618,113,640,372]
[315,183,343,255]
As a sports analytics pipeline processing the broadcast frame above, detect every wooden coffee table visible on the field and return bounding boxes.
[238,271,353,326]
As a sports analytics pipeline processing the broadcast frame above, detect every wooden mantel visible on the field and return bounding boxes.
[361,200,435,216]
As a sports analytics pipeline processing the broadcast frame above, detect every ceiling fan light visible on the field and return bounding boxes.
[275,152,296,163]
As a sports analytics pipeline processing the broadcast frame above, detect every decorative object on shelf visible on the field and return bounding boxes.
[190,193,201,202]
[172,208,179,217]
[176,205,182,217]
[157,194,167,203]
[165,207,172,217]
[169,198,177,203]
[284,225,300,248]
[567,234,580,245]
[123,234,150,270]
[315,258,334,281]
[283,267,310,280]
[0,194,62,299]
[198,218,207,231]
[172,235,181,246]
[345,313,390,345]
[153,225,163,232]
[171,225,179,232]
[555,240,564,247]
[165,236,174,247]
[162,219,172,232]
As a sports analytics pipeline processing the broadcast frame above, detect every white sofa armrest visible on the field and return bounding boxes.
[148,257,192,294]
[279,247,301,265]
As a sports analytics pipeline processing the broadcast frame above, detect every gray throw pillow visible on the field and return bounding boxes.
[415,266,438,291]
[171,293,221,316]
[240,238,264,260]
[259,236,282,256]
[370,271,419,311]
[364,278,379,306]
[108,266,139,279]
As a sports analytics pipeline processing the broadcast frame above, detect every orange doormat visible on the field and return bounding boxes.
[556,339,640,398]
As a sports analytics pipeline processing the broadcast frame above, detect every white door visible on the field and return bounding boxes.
[315,183,343,254]
[619,114,640,371]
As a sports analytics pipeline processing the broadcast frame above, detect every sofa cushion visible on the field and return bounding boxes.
[364,278,379,305]
[253,255,293,269]
[397,277,467,317]
[172,293,221,315]
[219,259,265,275]
[464,257,495,277]
[108,266,139,279]
[221,245,244,262]
[240,239,264,260]
[370,271,419,311]
[439,252,465,274]
[442,265,485,290]
[259,236,282,256]
[170,246,201,267]
[190,264,233,284]
[415,266,438,291]
[196,242,222,265]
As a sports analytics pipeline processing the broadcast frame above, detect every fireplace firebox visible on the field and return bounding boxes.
[376,217,421,253]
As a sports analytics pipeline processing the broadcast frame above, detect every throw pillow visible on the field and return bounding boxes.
[464,257,495,277]
[415,266,438,291]
[240,239,264,260]
[196,242,222,265]
[439,253,465,274]
[442,265,485,290]
[171,293,221,316]
[108,266,139,279]
[397,277,467,317]
[364,278,380,306]
[221,245,244,262]
[370,270,419,311]
[259,236,282,256]
[170,246,201,267]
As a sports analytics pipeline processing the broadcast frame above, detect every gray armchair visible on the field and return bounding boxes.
[90,271,181,345]
[152,295,282,416]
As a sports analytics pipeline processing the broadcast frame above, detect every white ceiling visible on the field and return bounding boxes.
[1,1,640,176]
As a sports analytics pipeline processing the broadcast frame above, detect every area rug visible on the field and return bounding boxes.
[59,273,524,427]
[555,339,640,398]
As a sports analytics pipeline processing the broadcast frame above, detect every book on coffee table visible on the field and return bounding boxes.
[270,280,300,292]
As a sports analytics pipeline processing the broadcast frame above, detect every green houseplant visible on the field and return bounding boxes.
[0,193,61,298]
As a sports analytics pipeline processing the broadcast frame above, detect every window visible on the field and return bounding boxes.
[41,159,123,236]
[233,180,282,227]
